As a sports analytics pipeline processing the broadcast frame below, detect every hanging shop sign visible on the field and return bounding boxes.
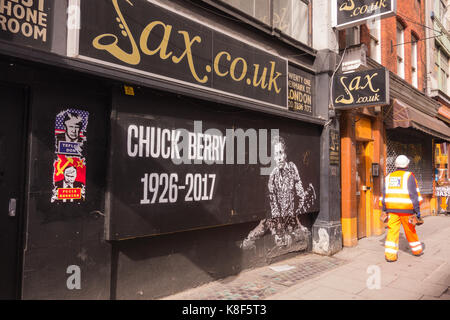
[332,67,389,109]
[75,0,289,108]
[105,88,320,240]
[333,0,397,30]
[288,65,314,115]
[0,0,54,51]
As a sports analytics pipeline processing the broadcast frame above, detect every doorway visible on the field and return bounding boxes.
[356,141,368,239]
[0,83,28,299]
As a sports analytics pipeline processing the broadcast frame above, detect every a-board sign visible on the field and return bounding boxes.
[333,0,397,30]
[106,88,321,240]
[332,67,389,109]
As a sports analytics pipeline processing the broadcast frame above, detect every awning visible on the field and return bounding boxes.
[386,99,450,141]
[438,106,450,122]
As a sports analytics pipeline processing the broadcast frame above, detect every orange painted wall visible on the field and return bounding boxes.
[340,111,358,246]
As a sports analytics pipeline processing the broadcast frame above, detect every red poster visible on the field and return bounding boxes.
[51,154,86,202]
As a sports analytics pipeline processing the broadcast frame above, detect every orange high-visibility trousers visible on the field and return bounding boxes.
[385,213,423,262]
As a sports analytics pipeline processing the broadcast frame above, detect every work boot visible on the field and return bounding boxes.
[385,252,397,262]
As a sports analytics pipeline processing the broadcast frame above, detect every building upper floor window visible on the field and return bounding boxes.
[396,22,405,79]
[438,0,447,22]
[436,44,449,94]
[345,26,360,47]
[368,18,381,64]
[411,34,418,88]
[219,0,310,45]
[221,0,271,23]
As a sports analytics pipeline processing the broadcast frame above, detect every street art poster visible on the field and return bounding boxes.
[55,109,89,155]
[52,109,89,203]
[238,136,317,257]
[51,155,86,202]
[106,89,320,247]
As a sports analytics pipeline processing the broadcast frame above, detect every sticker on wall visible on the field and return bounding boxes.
[52,109,89,203]
[51,155,86,203]
[55,109,89,156]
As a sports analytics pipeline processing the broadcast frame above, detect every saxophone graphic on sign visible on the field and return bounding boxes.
[335,76,355,105]
[92,0,141,65]
[339,0,355,11]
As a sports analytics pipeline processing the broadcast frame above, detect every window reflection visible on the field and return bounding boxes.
[220,0,310,45]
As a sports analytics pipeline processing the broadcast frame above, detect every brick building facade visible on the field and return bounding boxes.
[338,0,450,247]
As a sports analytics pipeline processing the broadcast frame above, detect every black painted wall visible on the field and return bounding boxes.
[0,56,324,299]
[0,59,112,299]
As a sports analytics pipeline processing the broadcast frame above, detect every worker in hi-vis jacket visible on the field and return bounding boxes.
[380,155,424,262]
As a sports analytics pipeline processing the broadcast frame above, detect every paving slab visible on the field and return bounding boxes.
[313,274,367,295]
[268,281,318,300]
[422,264,450,287]
[161,216,450,300]
[439,294,450,300]
[357,287,422,300]
[331,265,399,287]
[420,295,442,300]
[387,276,448,297]
[296,286,363,300]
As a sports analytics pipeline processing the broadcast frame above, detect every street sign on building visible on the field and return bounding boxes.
[333,0,397,30]
[332,67,389,109]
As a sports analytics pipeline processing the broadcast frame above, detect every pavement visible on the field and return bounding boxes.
[162,215,450,300]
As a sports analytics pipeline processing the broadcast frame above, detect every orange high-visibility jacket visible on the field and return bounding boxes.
[380,170,423,215]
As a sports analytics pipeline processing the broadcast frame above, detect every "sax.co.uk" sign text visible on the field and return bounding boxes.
[333,0,397,30]
[76,0,289,108]
[332,67,389,109]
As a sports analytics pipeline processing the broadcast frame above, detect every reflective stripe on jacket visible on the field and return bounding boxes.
[380,170,423,214]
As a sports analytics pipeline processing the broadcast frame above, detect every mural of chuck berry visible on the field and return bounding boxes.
[239,136,316,254]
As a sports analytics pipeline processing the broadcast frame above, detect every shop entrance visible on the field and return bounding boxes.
[0,83,27,299]
[356,141,370,239]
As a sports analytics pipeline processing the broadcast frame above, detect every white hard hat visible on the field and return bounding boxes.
[395,155,410,168]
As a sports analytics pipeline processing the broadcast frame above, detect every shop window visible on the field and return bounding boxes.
[435,142,450,185]
[219,0,310,45]
[386,130,433,194]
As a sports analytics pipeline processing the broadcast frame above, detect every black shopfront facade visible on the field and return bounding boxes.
[0,0,340,299]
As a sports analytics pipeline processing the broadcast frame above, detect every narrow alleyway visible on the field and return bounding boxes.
[163,215,450,300]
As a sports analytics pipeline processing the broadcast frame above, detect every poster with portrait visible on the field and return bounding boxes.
[55,109,89,155]
[51,155,86,202]
[52,109,89,203]
[106,88,320,241]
